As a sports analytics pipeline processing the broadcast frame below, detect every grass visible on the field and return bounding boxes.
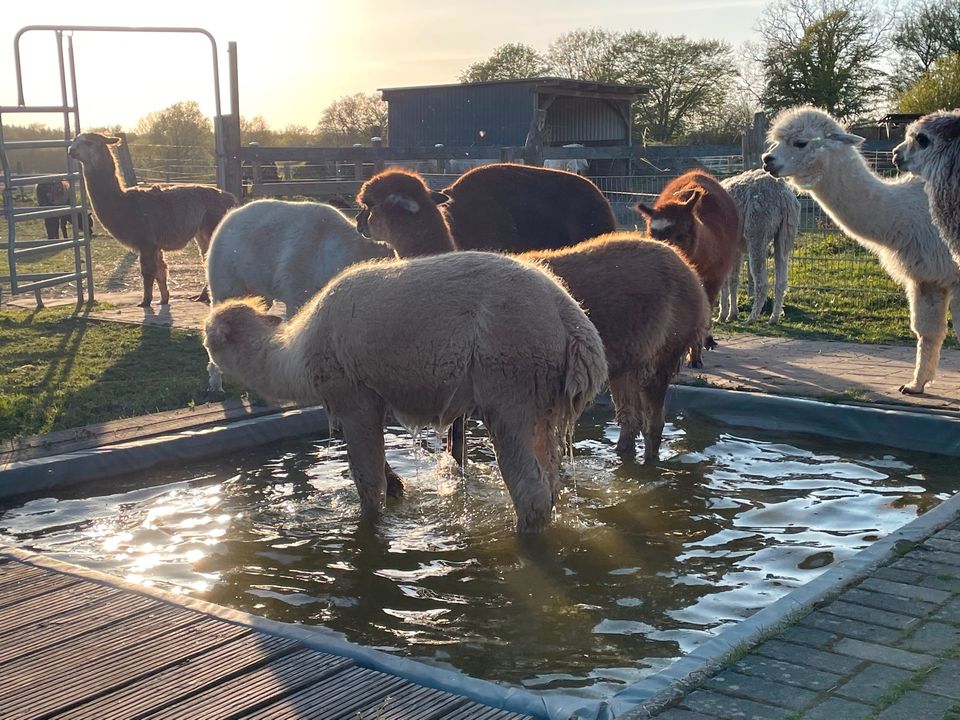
[0,302,238,441]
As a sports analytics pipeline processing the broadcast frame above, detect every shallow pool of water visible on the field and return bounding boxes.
[1,407,956,700]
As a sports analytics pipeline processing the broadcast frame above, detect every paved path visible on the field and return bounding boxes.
[636,519,960,720]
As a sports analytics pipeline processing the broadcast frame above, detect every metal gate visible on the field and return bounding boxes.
[1,25,227,308]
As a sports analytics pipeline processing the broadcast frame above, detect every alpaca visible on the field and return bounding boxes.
[633,170,741,365]
[204,252,607,533]
[763,105,960,395]
[356,164,616,254]
[719,169,801,324]
[35,180,95,240]
[351,168,710,463]
[893,110,960,268]
[204,198,396,393]
[67,133,236,306]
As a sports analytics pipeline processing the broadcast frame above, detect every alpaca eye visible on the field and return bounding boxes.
[916,133,930,149]
[793,140,808,149]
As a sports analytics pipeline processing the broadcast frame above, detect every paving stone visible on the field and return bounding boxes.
[933,596,960,624]
[705,670,818,710]
[801,697,872,720]
[833,638,935,670]
[754,639,861,675]
[918,574,960,593]
[937,529,960,543]
[900,621,960,655]
[904,549,960,569]
[859,577,951,604]
[876,690,957,720]
[890,557,960,581]
[777,625,838,649]
[841,588,937,618]
[835,663,914,704]
[799,610,901,643]
[681,690,789,720]
[733,655,842,691]
[820,600,918,630]
[925,537,960,554]
[873,566,922,584]
[921,659,960,700]
[656,710,720,720]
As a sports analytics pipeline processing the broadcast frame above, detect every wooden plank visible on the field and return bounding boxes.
[1,617,249,719]
[0,573,79,608]
[0,604,195,699]
[0,592,158,665]
[0,561,50,588]
[150,648,354,720]
[0,578,118,632]
[342,684,469,720]
[439,705,533,720]
[244,666,409,720]
[68,633,302,720]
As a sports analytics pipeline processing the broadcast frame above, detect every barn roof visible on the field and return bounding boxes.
[380,77,649,100]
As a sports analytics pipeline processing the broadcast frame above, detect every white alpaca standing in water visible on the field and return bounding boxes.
[762,105,960,395]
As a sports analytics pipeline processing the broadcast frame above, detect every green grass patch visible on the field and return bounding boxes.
[0,303,238,441]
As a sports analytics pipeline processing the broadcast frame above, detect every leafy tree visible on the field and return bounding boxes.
[757,0,893,120]
[546,29,619,82]
[891,0,960,90]
[458,43,550,83]
[241,115,275,145]
[611,32,738,142]
[897,52,960,113]
[316,92,387,146]
[132,100,213,169]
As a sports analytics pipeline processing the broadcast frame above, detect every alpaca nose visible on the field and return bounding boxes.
[760,153,779,174]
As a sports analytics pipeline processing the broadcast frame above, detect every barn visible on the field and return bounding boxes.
[379,78,649,155]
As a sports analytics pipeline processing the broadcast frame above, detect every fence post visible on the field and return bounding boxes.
[371,136,384,174]
[523,109,546,167]
[742,111,767,170]
[500,146,516,164]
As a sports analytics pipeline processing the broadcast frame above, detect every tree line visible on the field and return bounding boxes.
[5,0,959,174]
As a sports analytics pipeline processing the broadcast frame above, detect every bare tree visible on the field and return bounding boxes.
[316,93,387,146]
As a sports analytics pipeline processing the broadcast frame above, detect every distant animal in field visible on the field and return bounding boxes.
[764,105,960,395]
[356,164,616,255]
[204,198,395,394]
[35,180,94,239]
[893,110,960,269]
[204,251,607,533]
[719,169,801,324]
[351,167,709,464]
[544,144,590,175]
[67,132,236,306]
[634,170,741,364]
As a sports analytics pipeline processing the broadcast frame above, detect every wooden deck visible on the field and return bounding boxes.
[0,552,534,720]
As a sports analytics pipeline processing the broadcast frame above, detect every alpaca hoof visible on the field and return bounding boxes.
[137,300,152,308]
[899,384,925,395]
[386,471,405,499]
[159,298,170,306]
[704,335,718,350]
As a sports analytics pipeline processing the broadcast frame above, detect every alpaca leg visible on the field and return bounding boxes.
[688,342,703,369]
[155,250,170,305]
[721,251,742,323]
[447,416,467,467]
[949,289,960,344]
[639,377,670,465]
[610,376,641,460]
[191,235,211,304]
[137,251,157,307]
[485,410,552,533]
[532,414,564,496]
[384,461,404,498]
[44,217,59,240]
[746,236,768,324]
[207,358,224,394]
[769,230,794,324]
[900,283,948,395]
[337,395,389,512]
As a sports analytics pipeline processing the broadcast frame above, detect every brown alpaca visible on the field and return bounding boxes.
[68,133,236,306]
[204,252,607,532]
[354,170,709,463]
[356,164,616,254]
[634,170,741,365]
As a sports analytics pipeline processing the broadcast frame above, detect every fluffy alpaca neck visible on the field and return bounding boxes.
[390,209,455,257]
[242,328,322,403]
[803,149,907,250]
[80,152,128,227]
[928,169,960,261]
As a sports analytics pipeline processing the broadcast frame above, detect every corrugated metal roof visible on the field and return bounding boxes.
[380,77,648,100]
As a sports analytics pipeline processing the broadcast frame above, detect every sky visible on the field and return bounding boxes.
[1,0,768,132]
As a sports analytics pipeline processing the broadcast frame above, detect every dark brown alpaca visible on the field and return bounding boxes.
[634,170,741,365]
[68,133,236,306]
[356,164,616,254]
[355,168,709,463]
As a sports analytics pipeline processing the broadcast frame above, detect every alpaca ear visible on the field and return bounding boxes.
[265,314,283,326]
[676,188,703,208]
[633,202,654,217]
[385,193,419,213]
[826,132,864,146]
[430,191,450,205]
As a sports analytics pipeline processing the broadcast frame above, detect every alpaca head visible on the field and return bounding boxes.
[67,132,121,172]
[762,106,865,188]
[204,298,282,384]
[633,189,705,257]
[893,110,960,182]
[355,168,451,256]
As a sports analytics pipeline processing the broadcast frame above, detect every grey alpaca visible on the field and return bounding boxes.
[719,169,800,324]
